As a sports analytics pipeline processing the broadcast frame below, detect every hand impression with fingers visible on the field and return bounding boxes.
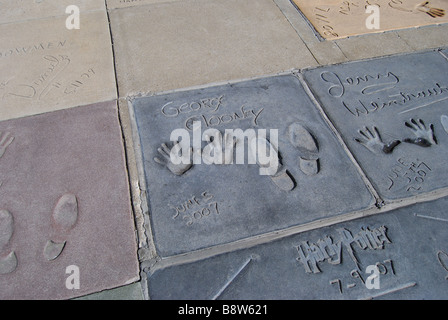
[355,126,401,154]
[154,142,193,176]
[404,118,437,147]
[416,1,445,18]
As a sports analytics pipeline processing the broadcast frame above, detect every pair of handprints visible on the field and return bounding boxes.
[355,118,437,155]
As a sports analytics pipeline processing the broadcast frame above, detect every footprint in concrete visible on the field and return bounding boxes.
[288,123,320,176]
[44,193,78,261]
[0,209,17,275]
[441,115,448,135]
[249,136,295,191]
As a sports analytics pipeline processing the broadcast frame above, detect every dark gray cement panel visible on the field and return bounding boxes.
[303,51,448,201]
[131,75,373,257]
[148,196,448,300]
[442,49,448,59]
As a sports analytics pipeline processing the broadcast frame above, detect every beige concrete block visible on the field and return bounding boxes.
[292,0,448,40]
[107,0,181,9]
[0,10,117,121]
[307,40,348,65]
[335,31,413,60]
[397,24,448,50]
[274,0,323,44]
[110,0,318,96]
[273,0,348,66]
[0,0,105,25]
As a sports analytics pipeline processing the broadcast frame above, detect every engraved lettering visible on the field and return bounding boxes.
[296,225,391,274]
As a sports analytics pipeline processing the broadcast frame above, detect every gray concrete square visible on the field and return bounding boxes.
[131,75,374,257]
[303,51,448,201]
[148,196,448,300]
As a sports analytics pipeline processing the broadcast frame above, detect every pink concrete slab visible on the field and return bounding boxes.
[292,0,448,40]
[0,101,139,300]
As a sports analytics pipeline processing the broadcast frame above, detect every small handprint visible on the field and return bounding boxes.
[0,132,14,159]
[355,126,400,154]
[154,142,193,176]
[416,1,445,18]
[404,118,437,147]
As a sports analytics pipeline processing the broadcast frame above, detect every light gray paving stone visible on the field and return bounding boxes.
[130,74,374,258]
[302,50,448,201]
[397,25,448,51]
[148,196,448,300]
[335,32,412,61]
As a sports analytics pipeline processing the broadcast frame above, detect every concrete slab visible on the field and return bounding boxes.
[74,282,144,300]
[302,51,448,201]
[442,48,448,59]
[291,0,448,40]
[0,10,116,121]
[0,101,139,300]
[335,32,412,61]
[0,0,105,25]
[106,0,180,9]
[397,25,448,51]
[148,196,448,300]
[131,74,374,257]
[273,0,349,66]
[109,0,318,96]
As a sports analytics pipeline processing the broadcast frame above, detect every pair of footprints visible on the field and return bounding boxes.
[355,118,437,155]
[154,123,320,192]
[0,194,78,275]
[260,123,320,192]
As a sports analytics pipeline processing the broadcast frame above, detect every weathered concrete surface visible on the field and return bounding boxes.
[74,282,144,300]
[397,25,448,51]
[303,51,448,201]
[106,0,180,9]
[109,0,318,96]
[442,48,448,57]
[334,32,412,61]
[131,74,374,257]
[0,10,116,121]
[291,0,448,40]
[0,101,139,300]
[148,196,448,300]
[0,0,105,25]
